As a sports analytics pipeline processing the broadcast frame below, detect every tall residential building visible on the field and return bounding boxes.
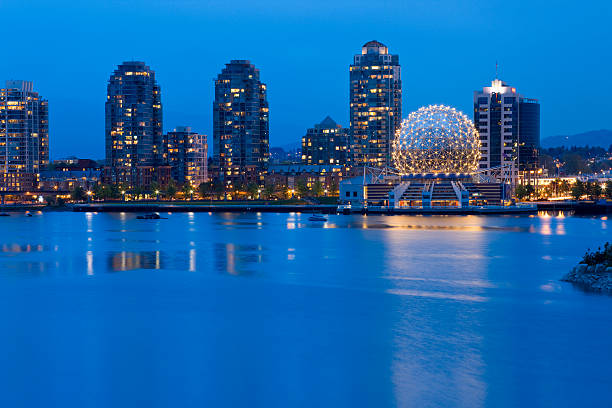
[104,61,165,187]
[301,116,349,165]
[473,79,540,180]
[166,126,208,187]
[0,80,49,191]
[350,40,401,167]
[213,60,269,182]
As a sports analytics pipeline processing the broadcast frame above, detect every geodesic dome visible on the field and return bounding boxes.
[392,105,481,174]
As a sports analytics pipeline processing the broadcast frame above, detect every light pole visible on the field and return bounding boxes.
[121,190,126,202]
[257,188,261,200]
[155,190,160,201]
[87,190,92,203]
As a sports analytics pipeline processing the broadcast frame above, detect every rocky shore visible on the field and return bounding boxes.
[562,264,612,292]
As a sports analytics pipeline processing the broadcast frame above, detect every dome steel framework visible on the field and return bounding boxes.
[392,105,481,174]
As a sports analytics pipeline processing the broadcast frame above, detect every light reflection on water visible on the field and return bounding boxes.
[0,212,611,407]
[1,243,45,253]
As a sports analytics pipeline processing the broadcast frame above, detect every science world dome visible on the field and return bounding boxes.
[392,105,481,174]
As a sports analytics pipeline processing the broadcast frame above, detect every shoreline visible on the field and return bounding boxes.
[562,264,612,293]
[2,200,609,216]
[68,202,537,215]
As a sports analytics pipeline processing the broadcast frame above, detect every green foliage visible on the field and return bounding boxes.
[70,186,87,202]
[328,180,339,196]
[150,181,161,196]
[559,180,571,194]
[605,181,612,199]
[198,181,212,197]
[165,181,177,199]
[562,153,590,175]
[92,184,107,199]
[581,242,612,267]
[133,186,145,200]
[110,184,121,199]
[296,179,308,197]
[198,180,224,199]
[263,184,274,199]
[541,146,612,175]
[571,180,586,200]
[571,180,604,200]
[246,182,259,198]
[586,182,602,199]
[312,180,323,197]
[515,184,535,200]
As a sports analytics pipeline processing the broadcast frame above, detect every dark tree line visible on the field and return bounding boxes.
[540,145,612,175]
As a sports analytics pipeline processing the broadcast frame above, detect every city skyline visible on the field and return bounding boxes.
[1,0,609,159]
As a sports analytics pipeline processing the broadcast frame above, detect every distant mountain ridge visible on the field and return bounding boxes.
[542,129,612,148]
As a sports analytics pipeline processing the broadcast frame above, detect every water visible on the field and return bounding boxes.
[0,211,610,407]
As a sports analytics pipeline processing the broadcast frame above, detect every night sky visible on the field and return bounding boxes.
[1,0,610,159]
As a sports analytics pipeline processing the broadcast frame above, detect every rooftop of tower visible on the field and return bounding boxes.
[362,40,388,55]
[363,40,386,48]
[319,116,338,128]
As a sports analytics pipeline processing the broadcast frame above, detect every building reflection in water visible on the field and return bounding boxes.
[214,243,265,276]
[189,248,196,272]
[380,215,488,405]
[107,251,163,272]
[105,250,199,272]
[86,250,94,276]
[1,243,45,253]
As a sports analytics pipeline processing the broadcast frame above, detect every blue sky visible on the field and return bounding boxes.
[1,0,610,159]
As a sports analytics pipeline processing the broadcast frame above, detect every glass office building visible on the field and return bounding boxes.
[474,79,540,181]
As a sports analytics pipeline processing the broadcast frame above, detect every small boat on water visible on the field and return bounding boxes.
[0,212,10,217]
[308,214,327,222]
[136,213,166,220]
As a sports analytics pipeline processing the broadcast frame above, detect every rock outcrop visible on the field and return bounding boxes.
[561,264,612,292]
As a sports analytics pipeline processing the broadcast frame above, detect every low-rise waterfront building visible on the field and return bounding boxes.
[265,164,349,195]
[339,174,508,210]
[38,169,101,192]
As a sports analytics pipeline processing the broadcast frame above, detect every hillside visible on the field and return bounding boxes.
[542,129,612,148]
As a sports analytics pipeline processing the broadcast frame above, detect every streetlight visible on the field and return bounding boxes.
[189,190,194,200]
[87,190,92,203]
[257,188,261,200]
[155,190,160,201]
[121,190,126,201]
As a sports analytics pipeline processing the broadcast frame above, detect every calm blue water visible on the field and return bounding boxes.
[0,211,610,407]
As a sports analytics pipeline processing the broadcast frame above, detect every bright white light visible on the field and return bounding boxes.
[491,79,504,94]
[392,104,481,174]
